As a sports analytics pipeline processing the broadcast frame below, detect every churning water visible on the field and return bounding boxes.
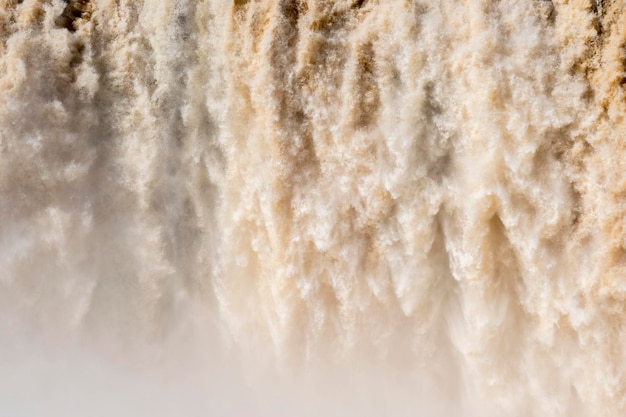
[2,0,626,415]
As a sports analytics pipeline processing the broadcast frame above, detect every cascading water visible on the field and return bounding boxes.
[2,0,626,415]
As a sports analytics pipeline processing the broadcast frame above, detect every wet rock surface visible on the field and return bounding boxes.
[55,0,91,32]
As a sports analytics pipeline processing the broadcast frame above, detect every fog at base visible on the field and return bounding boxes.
[2,0,626,415]
[0,321,461,416]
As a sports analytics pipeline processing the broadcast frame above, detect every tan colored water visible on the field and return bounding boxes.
[2,0,626,415]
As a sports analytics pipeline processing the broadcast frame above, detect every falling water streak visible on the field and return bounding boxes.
[1,0,626,415]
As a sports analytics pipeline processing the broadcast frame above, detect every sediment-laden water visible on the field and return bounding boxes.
[1,0,626,415]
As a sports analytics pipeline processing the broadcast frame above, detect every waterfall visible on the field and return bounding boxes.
[1,0,625,415]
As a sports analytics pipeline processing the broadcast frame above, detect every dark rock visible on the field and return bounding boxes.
[56,0,91,32]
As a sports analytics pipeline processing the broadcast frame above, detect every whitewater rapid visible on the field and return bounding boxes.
[2,0,626,415]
